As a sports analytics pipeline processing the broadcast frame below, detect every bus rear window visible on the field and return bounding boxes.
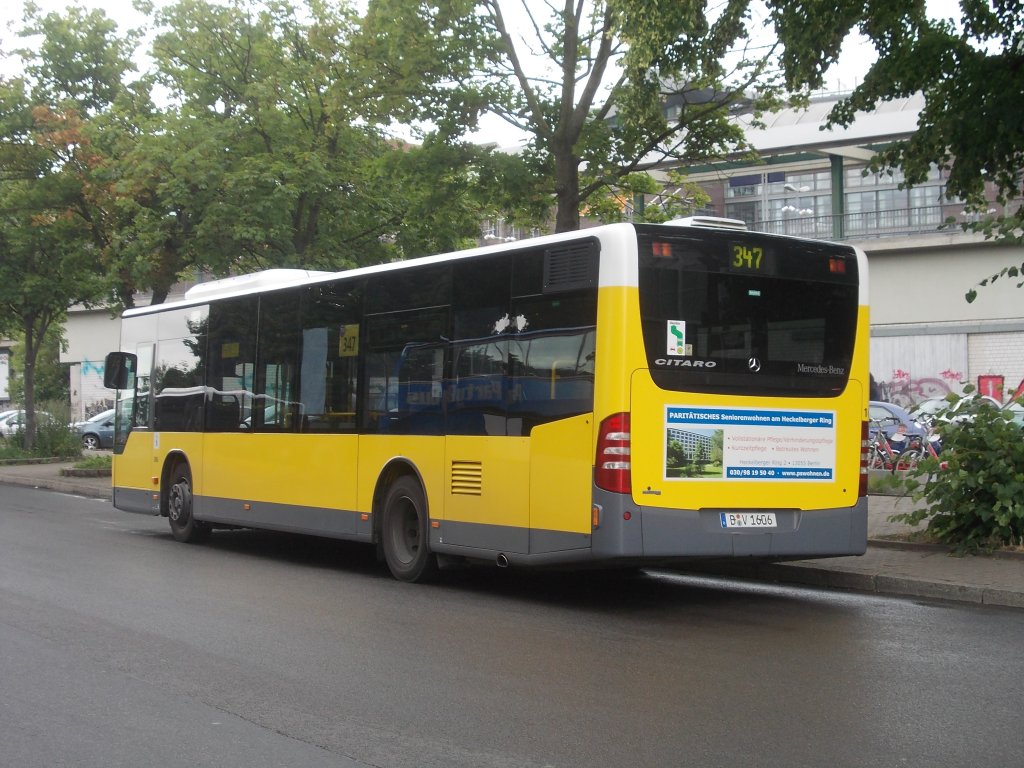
[636,230,859,397]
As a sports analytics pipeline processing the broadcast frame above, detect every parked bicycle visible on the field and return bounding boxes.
[867,419,926,473]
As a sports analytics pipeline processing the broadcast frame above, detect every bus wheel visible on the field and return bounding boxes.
[167,463,209,544]
[381,476,438,583]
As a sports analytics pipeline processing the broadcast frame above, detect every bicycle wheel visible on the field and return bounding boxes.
[892,448,923,473]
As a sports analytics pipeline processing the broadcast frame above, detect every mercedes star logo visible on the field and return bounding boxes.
[748,357,762,372]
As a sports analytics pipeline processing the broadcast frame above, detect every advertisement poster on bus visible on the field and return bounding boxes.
[664,406,836,481]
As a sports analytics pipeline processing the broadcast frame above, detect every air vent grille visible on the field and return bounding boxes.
[451,460,483,496]
[543,241,598,292]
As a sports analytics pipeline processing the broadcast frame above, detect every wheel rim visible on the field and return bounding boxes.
[83,435,98,449]
[168,478,191,525]
[388,494,421,566]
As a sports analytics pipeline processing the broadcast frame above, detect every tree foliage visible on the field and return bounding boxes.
[769,0,1024,297]
[0,103,105,446]
[362,0,783,231]
[2,0,518,319]
[146,0,457,274]
[0,3,122,445]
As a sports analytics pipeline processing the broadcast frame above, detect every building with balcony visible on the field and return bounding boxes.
[651,92,1024,409]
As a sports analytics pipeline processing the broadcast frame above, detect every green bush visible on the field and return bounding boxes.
[7,401,82,459]
[894,393,1024,552]
[74,454,112,470]
[0,442,31,461]
[867,470,909,495]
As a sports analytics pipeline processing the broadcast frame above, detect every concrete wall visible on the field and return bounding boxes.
[863,234,1022,326]
[863,234,1024,405]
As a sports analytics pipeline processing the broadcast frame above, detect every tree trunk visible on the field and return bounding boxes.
[553,145,582,233]
[21,325,37,452]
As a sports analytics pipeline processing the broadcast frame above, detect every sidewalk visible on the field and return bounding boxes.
[2,460,1022,608]
[0,459,113,499]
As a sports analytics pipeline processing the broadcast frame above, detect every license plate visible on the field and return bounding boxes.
[720,512,777,529]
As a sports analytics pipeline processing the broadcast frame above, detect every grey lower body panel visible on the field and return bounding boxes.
[195,495,373,542]
[114,482,866,568]
[591,487,868,560]
[113,487,159,515]
[431,521,592,566]
[431,491,866,567]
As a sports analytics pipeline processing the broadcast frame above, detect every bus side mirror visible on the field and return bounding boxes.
[104,352,137,389]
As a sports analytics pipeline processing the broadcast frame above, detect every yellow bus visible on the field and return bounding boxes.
[103,218,869,581]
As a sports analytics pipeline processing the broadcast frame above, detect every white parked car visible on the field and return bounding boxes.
[0,410,53,436]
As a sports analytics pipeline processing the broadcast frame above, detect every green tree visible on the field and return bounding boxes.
[667,438,688,470]
[145,0,390,273]
[140,0,507,277]
[768,0,1024,297]
[14,0,141,115]
[0,94,105,448]
[6,1,167,309]
[694,440,710,473]
[6,327,71,406]
[711,429,724,466]
[0,3,130,445]
[360,0,783,232]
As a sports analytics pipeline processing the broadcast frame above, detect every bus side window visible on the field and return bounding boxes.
[256,291,301,433]
[301,281,362,433]
[363,304,449,435]
[448,340,508,436]
[507,293,597,432]
[133,343,154,430]
[206,297,256,432]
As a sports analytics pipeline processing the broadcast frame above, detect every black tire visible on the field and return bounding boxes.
[82,433,100,450]
[381,476,438,582]
[167,462,209,543]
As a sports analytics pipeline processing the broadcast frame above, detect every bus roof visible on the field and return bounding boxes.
[121,220,858,318]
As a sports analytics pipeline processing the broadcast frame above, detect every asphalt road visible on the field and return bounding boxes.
[2,484,1023,768]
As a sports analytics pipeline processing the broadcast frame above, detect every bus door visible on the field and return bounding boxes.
[112,343,159,513]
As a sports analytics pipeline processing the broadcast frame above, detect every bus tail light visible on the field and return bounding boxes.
[596,412,631,494]
[859,420,869,497]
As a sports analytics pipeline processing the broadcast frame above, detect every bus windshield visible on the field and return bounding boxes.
[636,228,859,397]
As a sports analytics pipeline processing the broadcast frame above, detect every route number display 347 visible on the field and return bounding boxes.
[720,512,778,529]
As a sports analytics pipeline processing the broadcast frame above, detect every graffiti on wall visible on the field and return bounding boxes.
[81,359,105,378]
[876,369,961,409]
[876,368,1024,409]
[76,359,111,420]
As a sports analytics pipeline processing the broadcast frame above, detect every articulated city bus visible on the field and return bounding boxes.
[104,218,870,581]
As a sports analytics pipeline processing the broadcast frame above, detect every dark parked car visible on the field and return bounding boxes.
[74,408,115,449]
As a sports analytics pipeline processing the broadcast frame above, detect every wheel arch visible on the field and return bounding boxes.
[371,457,428,542]
[159,450,192,518]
